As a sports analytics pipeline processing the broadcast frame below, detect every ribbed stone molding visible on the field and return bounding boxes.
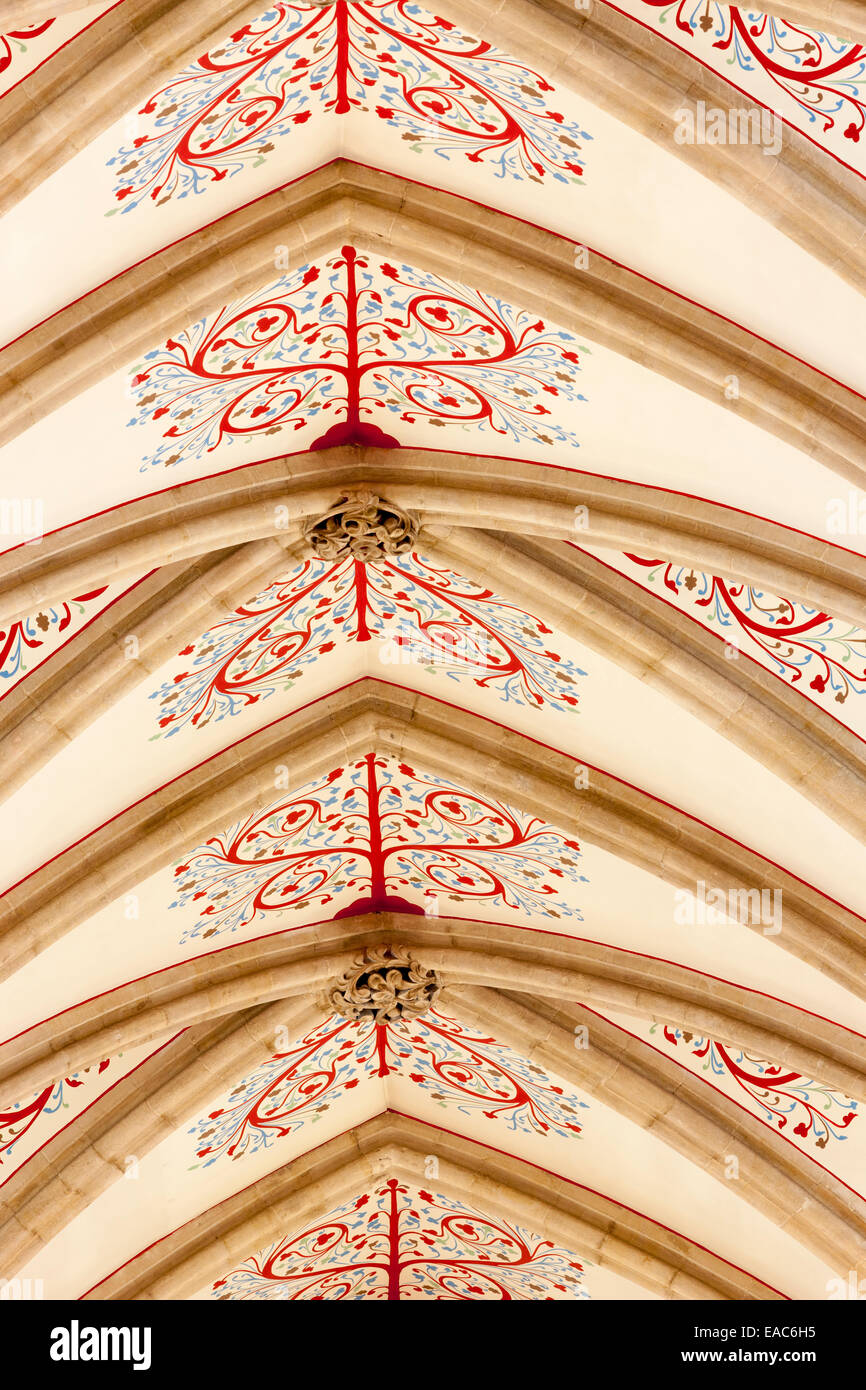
[3,524,864,855]
[80,1114,779,1300]
[3,920,863,1109]
[427,528,866,846]
[0,0,256,213]
[323,944,441,1023]
[1,984,859,1284]
[444,984,866,1278]
[0,997,324,1275]
[2,172,862,487]
[305,494,419,564]
[2,4,863,292]
[2,453,866,631]
[444,0,866,284]
[2,687,864,1001]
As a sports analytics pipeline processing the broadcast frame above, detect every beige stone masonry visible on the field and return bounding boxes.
[81,1113,776,1299]
[1,451,865,631]
[1,973,860,1283]
[1,170,863,490]
[1,684,864,997]
[5,522,863,860]
[2,918,863,1110]
[445,984,866,1278]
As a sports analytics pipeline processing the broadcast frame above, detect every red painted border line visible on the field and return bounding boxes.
[600,0,864,183]
[3,675,863,926]
[579,1002,866,1205]
[78,1109,790,1299]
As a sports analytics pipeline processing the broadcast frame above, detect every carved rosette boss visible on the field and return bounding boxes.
[304,493,419,564]
[324,945,442,1024]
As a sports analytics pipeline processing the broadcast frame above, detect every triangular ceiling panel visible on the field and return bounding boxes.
[0,0,864,1318]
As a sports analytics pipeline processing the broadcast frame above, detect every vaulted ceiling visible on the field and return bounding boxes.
[0,0,864,1302]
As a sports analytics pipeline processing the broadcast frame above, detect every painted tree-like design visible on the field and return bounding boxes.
[189,1007,588,1165]
[622,553,866,708]
[127,246,585,469]
[640,2,866,147]
[170,754,587,942]
[652,1024,858,1149]
[0,20,54,79]
[0,588,108,689]
[107,1,590,214]
[211,1179,589,1299]
[0,1060,110,1168]
[150,550,584,736]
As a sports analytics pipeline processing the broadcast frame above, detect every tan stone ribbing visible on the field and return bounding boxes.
[82,1113,777,1299]
[445,0,866,287]
[1,451,865,631]
[2,975,859,1282]
[760,0,866,43]
[2,917,863,1107]
[2,0,865,296]
[0,996,323,1275]
[0,0,257,215]
[0,686,864,995]
[428,528,866,844]
[2,0,128,21]
[2,170,864,490]
[7,522,864,854]
[445,985,866,1278]
[0,535,304,804]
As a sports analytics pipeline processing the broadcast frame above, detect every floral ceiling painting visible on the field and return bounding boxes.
[188,1006,588,1167]
[150,548,584,736]
[586,546,866,737]
[126,245,586,469]
[170,753,587,941]
[619,1,866,169]
[0,0,863,1325]
[210,1179,589,1300]
[649,1022,860,1157]
[107,1,591,216]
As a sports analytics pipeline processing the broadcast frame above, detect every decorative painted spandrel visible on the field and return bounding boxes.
[210,1178,589,1299]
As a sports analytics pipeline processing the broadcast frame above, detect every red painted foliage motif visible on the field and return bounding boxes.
[0,1061,111,1169]
[654,1025,858,1150]
[171,753,587,941]
[150,550,584,736]
[189,1007,588,1165]
[623,553,866,709]
[0,21,55,79]
[128,247,585,469]
[639,2,866,147]
[108,2,590,213]
[0,588,108,690]
[212,1179,589,1299]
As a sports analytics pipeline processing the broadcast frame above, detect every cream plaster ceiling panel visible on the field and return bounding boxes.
[11,1008,842,1299]
[0,2,864,392]
[0,0,863,1308]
